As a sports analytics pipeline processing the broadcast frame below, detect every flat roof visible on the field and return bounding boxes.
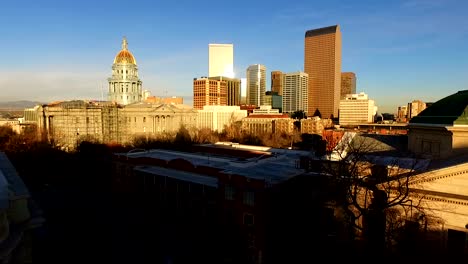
[135,165,218,188]
[122,146,308,184]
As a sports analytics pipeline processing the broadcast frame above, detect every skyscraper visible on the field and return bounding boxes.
[209,76,241,106]
[304,25,342,119]
[282,72,309,114]
[246,64,266,107]
[193,77,227,110]
[209,44,234,78]
[341,72,356,98]
[271,71,284,96]
[108,37,143,105]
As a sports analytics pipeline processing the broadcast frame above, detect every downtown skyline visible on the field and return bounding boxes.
[1,0,468,113]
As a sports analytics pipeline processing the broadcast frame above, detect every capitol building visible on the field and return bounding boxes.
[30,37,198,150]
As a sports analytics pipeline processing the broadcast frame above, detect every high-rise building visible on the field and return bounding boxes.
[208,44,234,78]
[246,64,266,107]
[304,25,342,119]
[271,71,284,96]
[108,37,143,105]
[264,91,283,112]
[282,71,309,114]
[341,72,356,98]
[407,100,427,120]
[193,77,227,110]
[339,92,376,125]
[208,76,241,106]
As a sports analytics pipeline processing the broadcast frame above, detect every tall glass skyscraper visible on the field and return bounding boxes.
[246,64,266,107]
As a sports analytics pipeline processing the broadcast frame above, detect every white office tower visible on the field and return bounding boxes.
[208,44,234,78]
[339,92,376,125]
[282,71,309,114]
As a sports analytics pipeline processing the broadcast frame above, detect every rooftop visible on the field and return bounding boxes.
[305,25,339,38]
[410,90,468,126]
[121,144,308,185]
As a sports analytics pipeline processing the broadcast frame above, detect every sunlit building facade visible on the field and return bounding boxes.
[304,25,342,118]
[209,76,241,106]
[193,77,227,110]
[339,92,376,125]
[271,71,284,96]
[246,64,266,107]
[341,72,356,98]
[108,37,143,105]
[208,44,234,78]
[282,71,309,114]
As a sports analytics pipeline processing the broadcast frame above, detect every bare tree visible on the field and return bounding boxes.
[316,132,430,255]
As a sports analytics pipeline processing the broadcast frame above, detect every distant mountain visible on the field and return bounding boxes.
[0,100,44,109]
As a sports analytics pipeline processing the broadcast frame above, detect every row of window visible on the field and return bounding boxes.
[225,185,255,206]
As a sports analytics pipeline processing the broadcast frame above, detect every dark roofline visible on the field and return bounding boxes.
[305,25,339,38]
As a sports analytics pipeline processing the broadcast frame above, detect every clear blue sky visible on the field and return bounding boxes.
[0,0,467,113]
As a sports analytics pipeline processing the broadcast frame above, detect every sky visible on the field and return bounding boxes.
[0,0,467,113]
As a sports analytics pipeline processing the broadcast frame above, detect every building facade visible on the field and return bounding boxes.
[108,37,143,105]
[339,92,376,126]
[35,100,198,149]
[197,105,247,132]
[397,105,408,123]
[282,71,309,114]
[407,100,427,120]
[246,64,266,107]
[193,77,228,110]
[264,91,283,112]
[209,76,241,106]
[121,102,197,141]
[271,71,284,96]
[341,72,356,98]
[304,25,342,119]
[208,44,234,78]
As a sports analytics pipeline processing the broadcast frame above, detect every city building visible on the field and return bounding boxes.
[407,100,427,120]
[264,91,282,112]
[121,102,197,139]
[193,77,227,110]
[209,76,241,106]
[246,64,266,107]
[36,100,123,150]
[242,106,291,134]
[108,37,143,105]
[145,96,184,105]
[282,71,309,114]
[271,71,284,96]
[304,25,342,119]
[111,143,313,263]
[35,100,198,150]
[300,116,332,135]
[252,105,280,115]
[341,72,356,98]
[208,44,234,78]
[339,92,376,126]
[396,105,408,123]
[409,90,468,159]
[197,105,247,132]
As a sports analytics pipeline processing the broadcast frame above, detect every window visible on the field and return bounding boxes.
[243,213,254,226]
[225,185,235,200]
[143,117,146,123]
[243,191,255,206]
[86,117,90,123]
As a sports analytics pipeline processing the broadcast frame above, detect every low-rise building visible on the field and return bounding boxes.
[197,105,247,132]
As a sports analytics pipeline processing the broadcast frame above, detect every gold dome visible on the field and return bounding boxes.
[113,37,137,64]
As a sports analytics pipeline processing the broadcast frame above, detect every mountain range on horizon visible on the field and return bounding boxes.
[0,100,44,109]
